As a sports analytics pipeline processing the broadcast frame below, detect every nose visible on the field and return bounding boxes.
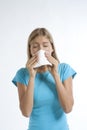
[39,45,43,50]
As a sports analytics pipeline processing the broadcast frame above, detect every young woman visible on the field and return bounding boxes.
[12,28,77,130]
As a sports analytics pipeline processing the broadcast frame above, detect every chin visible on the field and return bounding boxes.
[37,65,47,72]
[39,65,46,68]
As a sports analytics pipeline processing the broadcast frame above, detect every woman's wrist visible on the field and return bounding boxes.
[30,75,35,80]
[52,70,59,78]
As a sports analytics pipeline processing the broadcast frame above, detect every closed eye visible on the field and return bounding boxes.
[43,45,48,47]
[33,46,38,48]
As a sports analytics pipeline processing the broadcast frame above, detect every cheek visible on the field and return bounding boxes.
[30,47,34,56]
[45,48,53,55]
[30,48,38,56]
[48,47,53,53]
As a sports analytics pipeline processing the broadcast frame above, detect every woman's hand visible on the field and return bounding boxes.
[45,52,58,76]
[26,55,38,77]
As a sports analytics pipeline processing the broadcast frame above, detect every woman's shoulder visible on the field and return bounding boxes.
[58,62,77,81]
[59,62,69,66]
[58,62,70,70]
[58,62,76,72]
[13,67,29,81]
[12,67,29,86]
[16,67,28,75]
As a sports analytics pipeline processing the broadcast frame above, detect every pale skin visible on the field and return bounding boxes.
[17,36,74,117]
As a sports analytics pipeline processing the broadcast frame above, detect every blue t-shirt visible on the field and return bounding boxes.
[12,63,76,130]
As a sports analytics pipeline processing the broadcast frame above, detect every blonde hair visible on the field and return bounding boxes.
[27,27,60,63]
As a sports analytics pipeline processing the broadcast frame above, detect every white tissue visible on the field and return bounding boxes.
[33,50,52,68]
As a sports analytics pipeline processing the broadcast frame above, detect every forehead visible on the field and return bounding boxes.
[31,36,50,44]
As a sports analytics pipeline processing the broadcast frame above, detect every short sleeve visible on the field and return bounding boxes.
[59,63,77,82]
[63,64,76,81]
[12,68,29,87]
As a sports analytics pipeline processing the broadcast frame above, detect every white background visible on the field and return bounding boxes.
[0,0,87,130]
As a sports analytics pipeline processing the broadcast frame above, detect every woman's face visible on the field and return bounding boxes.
[30,36,53,56]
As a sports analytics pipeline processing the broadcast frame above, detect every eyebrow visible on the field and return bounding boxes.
[31,42,50,45]
[43,42,49,44]
[32,42,49,45]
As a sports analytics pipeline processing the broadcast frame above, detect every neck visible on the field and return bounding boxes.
[37,65,48,73]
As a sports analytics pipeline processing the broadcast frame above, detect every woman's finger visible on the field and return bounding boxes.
[45,53,56,65]
[27,55,38,68]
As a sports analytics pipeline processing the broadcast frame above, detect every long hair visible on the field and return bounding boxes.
[27,27,60,63]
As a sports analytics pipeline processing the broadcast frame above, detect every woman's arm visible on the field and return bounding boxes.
[17,55,38,117]
[45,53,74,113]
[53,73,74,113]
[17,76,35,117]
